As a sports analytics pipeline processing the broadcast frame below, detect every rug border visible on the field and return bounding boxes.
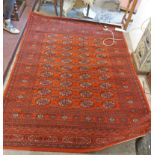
[122,33,151,113]
[3,133,149,153]
[3,11,34,95]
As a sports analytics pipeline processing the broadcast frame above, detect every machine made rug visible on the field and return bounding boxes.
[4,13,150,153]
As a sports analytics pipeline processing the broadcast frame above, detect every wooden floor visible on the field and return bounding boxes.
[3,140,136,155]
[3,0,37,77]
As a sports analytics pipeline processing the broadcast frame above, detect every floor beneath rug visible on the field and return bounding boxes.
[34,0,124,24]
[4,140,136,155]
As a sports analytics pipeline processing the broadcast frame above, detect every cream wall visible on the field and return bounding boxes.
[126,0,151,52]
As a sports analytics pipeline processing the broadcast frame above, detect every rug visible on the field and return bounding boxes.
[4,13,151,153]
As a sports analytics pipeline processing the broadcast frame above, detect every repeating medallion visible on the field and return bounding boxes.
[103,101,115,109]
[60,90,72,96]
[61,73,72,79]
[80,91,92,98]
[45,50,55,56]
[100,83,111,89]
[59,99,72,106]
[80,100,94,108]
[47,34,55,38]
[96,48,104,52]
[44,58,55,63]
[101,92,113,98]
[80,74,91,80]
[98,67,108,73]
[79,66,89,71]
[62,59,72,64]
[47,40,55,43]
[79,59,89,64]
[36,98,50,105]
[79,47,89,52]
[79,53,89,58]
[96,54,106,58]
[63,46,72,50]
[60,81,72,87]
[41,72,53,77]
[40,80,52,86]
[99,75,110,81]
[97,60,107,64]
[61,66,72,71]
[43,64,53,70]
[80,82,92,88]
[38,89,51,95]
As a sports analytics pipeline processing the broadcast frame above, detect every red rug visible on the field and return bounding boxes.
[4,13,150,153]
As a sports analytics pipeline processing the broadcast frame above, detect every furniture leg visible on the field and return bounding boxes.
[87,4,90,17]
[37,0,42,11]
[60,0,63,16]
[54,0,58,16]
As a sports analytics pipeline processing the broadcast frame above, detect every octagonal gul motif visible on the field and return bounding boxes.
[80,74,91,80]
[103,101,115,109]
[59,99,72,106]
[79,59,90,64]
[99,75,110,81]
[80,82,92,88]
[60,90,72,96]
[79,66,89,71]
[45,50,55,56]
[100,83,111,89]
[80,100,94,108]
[80,91,92,98]
[41,72,53,78]
[40,80,52,86]
[60,73,72,79]
[98,67,108,73]
[43,64,53,70]
[61,59,72,64]
[36,98,50,105]
[61,66,72,71]
[38,89,51,95]
[101,92,113,99]
[96,54,106,58]
[60,81,72,87]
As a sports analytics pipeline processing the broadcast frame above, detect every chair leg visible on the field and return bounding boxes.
[54,0,58,16]
[60,0,64,17]
[37,0,42,11]
[87,4,90,17]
